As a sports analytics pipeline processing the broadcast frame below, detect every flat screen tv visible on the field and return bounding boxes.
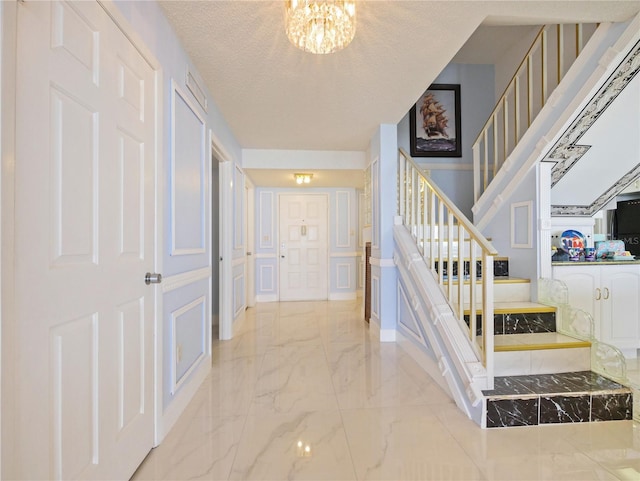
[615,199,640,256]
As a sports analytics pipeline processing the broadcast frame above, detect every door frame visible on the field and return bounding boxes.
[210,131,233,340]
[277,192,330,301]
[245,178,255,308]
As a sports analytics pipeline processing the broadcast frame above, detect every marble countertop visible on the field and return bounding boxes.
[552,259,640,266]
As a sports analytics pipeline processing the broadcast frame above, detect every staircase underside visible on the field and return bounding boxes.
[482,370,632,428]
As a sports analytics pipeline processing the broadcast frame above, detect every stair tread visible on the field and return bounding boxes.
[464,301,556,314]
[444,276,528,285]
[483,371,631,398]
[494,332,590,352]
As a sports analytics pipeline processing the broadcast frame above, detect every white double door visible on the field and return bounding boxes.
[279,194,328,301]
[13,1,156,479]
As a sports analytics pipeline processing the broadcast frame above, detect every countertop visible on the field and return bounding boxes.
[552,259,640,266]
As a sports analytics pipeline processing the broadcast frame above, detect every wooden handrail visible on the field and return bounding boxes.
[399,148,497,256]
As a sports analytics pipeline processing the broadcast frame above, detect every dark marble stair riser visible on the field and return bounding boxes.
[483,371,633,428]
[463,311,556,336]
[434,259,509,279]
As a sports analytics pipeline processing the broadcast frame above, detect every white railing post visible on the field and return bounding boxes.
[398,148,497,379]
[471,22,596,203]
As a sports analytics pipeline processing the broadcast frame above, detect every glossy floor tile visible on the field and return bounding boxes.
[133,300,640,480]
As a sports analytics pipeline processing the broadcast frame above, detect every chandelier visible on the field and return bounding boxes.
[285,0,356,55]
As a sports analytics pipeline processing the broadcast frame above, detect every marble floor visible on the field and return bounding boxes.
[132,300,640,481]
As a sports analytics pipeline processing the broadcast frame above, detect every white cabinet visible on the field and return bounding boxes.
[553,263,640,357]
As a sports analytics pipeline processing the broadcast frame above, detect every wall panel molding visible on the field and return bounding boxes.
[162,267,210,293]
[259,191,274,249]
[170,296,206,394]
[170,80,206,256]
[335,190,351,248]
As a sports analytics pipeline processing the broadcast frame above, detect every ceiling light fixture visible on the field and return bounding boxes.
[285,0,356,55]
[294,173,313,184]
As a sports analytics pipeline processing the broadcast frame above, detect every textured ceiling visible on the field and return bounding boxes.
[159,0,640,151]
[158,1,640,154]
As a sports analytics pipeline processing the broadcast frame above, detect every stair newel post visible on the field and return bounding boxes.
[483,252,495,388]
[437,198,445,286]
[447,210,454,302]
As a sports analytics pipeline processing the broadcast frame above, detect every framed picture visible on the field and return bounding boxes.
[409,84,461,157]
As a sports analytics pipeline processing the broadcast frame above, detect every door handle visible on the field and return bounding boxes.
[603,287,610,300]
[145,272,162,285]
[595,288,601,300]
[281,255,285,259]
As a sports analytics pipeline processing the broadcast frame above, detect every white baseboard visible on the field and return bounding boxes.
[380,328,396,342]
[157,356,210,445]
[328,292,357,301]
[255,294,277,303]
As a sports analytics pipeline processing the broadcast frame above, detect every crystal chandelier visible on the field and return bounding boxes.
[285,0,356,55]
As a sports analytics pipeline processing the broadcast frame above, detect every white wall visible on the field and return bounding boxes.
[112,0,244,432]
[397,63,495,219]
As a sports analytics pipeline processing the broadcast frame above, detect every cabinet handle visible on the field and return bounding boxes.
[595,288,602,300]
[604,287,610,300]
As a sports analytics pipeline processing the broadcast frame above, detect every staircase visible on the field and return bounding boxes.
[394,151,633,428]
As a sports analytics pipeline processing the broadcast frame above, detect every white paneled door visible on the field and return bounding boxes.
[14,1,156,479]
[279,194,328,301]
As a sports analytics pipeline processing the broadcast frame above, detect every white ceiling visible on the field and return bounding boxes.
[158,1,640,187]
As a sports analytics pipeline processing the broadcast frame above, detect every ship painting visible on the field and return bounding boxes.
[410,84,461,157]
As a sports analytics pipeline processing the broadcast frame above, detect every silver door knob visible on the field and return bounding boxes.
[145,272,162,285]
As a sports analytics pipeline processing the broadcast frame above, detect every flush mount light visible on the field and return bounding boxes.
[285,0,356,55]
[294,173,313,184]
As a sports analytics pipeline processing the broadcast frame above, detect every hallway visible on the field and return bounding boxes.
[132,300,640,480]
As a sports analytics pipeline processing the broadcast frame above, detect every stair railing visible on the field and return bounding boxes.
[398,148,498,371]
[473,23,597,202]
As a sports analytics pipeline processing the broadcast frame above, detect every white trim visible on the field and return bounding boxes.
[233,273,244,316]
[329,251,360,258]
[371,156,380,249]
[255,294,278,303]
[219,161,233,340]
[157,358,209,444]
[380,329,396,342]
[539,162,553,280]
[510,200,533,248]
[170,296,206,395]
[254,252,277,259]
[369,256,395,267]
[328,292,357,301]
[162,267,211,293]
[233,164,244,250]
[185,68,207,112]
[170,79,206,256]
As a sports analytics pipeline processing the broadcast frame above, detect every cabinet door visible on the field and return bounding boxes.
[553,266,601,333]
[601,265,640,352]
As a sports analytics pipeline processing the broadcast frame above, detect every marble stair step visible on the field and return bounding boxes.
[494,332,590,352]
[482,371,632,428]
[433,257,510,278]
[465,301,557,334]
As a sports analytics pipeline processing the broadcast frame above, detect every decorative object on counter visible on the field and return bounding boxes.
[561,229,585,261]
[595,240,625,259]
[613,251,636,261]
[584,247,596,261]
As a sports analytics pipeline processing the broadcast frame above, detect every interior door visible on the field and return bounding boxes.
[13,1,156,479]
[279,194,328,301]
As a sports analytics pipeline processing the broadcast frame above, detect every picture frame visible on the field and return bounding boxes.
[409,83,461,157]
